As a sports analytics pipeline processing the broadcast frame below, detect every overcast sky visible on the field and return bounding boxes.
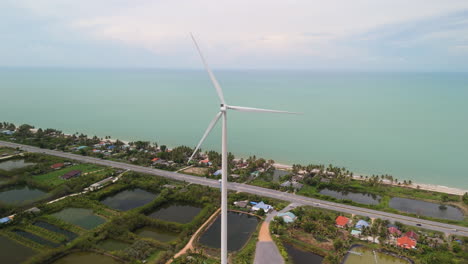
[2,0,468,71]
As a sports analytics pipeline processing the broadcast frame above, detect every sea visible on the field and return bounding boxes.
[0,68,467,189]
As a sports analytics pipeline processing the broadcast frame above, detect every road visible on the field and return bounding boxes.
[1,140,467,237]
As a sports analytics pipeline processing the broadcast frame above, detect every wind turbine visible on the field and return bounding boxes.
[188,34,299,264]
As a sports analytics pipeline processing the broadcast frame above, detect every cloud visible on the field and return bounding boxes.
[1,0,468,70]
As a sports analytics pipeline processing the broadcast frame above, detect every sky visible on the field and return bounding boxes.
[1,0,468,71]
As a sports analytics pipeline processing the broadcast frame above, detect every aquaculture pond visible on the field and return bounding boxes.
[147,203,202,224]
[135,227,178,243]
[0,185,47,205]
[52,208,106,230]
[389,197,464,221]
[100,188,158,211]
[13,229,60,247]
[0,235,37,264]
[97,239,131,251]
[319,188,381,205]
[34,221,78,241]
[199,211,259,251]
[51,252,120,264]
[284,242,323,264]
[344,246,409,264]
[0,159,35,171]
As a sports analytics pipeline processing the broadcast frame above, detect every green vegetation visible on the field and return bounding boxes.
[31,164,101,187]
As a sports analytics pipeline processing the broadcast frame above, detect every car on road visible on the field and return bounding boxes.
[416,224,422,226]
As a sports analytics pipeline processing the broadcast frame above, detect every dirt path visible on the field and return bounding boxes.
[167,208,221,263]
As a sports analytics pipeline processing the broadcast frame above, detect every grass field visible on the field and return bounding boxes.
[31,164,102,187]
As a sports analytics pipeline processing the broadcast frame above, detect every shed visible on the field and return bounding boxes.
[277,212,297,223]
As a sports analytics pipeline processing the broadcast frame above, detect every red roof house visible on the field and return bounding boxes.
[397,236,417,249]
[388,227,402,236]
[151,158,160,162]
[200,159,210,164]
[335,216,350,228]
[405,231,419,241]
[50,163,64,169]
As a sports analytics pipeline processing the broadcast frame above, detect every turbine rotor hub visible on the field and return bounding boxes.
[220,104,227,112]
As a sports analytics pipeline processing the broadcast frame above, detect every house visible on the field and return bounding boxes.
[277,212,297,223]
[0,217,11,224]
[88,177,114,191]
[310,168,321,175]
[250,171,260,178]
[50,163,64,169]
[199,159,212,166]
[234,200,249,208]
[25,207,41,214]
[92,149,101,153]
[335,216,350,228]
[355,220,370,229]
[405,231,419,241]
[151,158,160,162]
[397,236,417,249]
[107,145,116,150]
[61,170,82,180]
[351,229,362,237]
[252,201,273,213]
[388,227,402,236]
[280,181,304,190]
[1,130,14,135]
[213,170,222,176]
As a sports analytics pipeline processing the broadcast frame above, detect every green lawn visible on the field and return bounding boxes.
[31,164,102,187]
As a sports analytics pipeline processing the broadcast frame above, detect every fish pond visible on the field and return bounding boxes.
[344,246,409,264]
[0,235,37,264]
[135,227,178,243]
[0,159,36,171]
[199,211,259,252]
[13,229,60,248]
[147,203,202,224]
[34,221,78,241]
[97,239,131,251]
[51,252,120,264]
[389,197,464,221]
[319,188,381,205]
[100,188,158,211]
[52,208,106,230]
[0,185,48,205]
[284,242,323,264]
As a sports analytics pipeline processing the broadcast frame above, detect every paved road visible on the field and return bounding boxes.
[1,140,467,237]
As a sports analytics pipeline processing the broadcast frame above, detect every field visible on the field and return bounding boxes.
[182,166,209,176]
[31,164,102,187]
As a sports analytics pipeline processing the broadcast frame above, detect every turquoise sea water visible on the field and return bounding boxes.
[0,68,467,188]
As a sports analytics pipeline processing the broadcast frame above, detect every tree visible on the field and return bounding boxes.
[462,192,468,205]
[333,239,344,251]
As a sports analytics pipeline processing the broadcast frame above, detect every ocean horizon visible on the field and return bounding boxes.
[1,68,467,189]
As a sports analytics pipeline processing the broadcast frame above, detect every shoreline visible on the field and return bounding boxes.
[272,162,468,196]
[5,125,468,196]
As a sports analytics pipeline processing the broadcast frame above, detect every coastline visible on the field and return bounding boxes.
[5,126,468,197]
[273,163,468,196]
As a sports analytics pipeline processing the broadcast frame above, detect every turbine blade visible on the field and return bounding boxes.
[188,112,223,163]
[227,105,302,114]
[190,33,226,105]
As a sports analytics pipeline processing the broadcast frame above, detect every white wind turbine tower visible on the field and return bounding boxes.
[188,34,300,264]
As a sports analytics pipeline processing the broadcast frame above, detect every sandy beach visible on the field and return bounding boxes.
[273,163,467,196]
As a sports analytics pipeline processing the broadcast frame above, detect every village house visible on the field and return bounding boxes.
[388,226,402,237]
[61,170,82,180]
[50,163,64,170]
[404,231,419,241]
[280,180,304,191]
[233,200,249,208]
[87,177,114,191]
[351,229,362,237]
[277,212,297,223]
[251,201,273,213]
[355,220,370,230]
[335,215,350,228]
[397,236,417,249]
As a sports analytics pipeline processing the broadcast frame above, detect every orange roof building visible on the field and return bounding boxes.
[151,158,160,162]
[335,216,350,228]
[50,163,64,169]
[397,236,417,249]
